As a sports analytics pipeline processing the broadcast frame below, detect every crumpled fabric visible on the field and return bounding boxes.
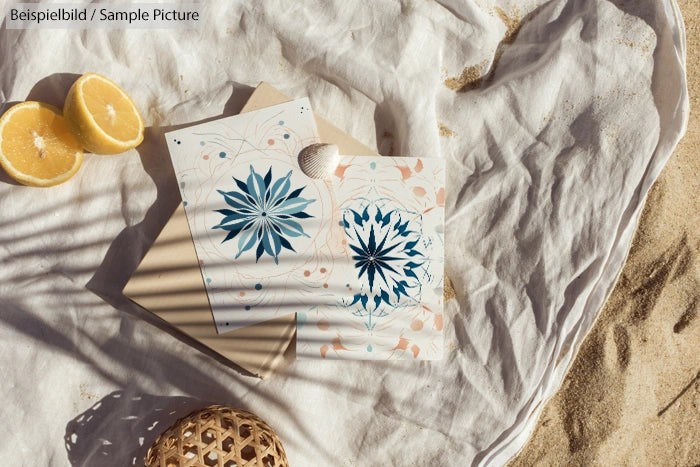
[0,0,687,465]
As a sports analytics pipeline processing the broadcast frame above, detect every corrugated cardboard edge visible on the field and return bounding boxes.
[123,82,378,379]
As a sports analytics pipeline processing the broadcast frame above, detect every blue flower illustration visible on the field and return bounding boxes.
[213,165,315,264]
[344,203,424,328]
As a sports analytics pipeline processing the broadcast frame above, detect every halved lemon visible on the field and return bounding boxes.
[63,72,144,155]
[0,101,83,187]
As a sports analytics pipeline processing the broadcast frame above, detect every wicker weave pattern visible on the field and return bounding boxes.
[145,405,289,467]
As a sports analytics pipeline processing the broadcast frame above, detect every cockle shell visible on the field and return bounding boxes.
[297,143,340,179]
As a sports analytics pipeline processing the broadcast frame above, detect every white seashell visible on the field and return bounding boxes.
[298,143,340,179]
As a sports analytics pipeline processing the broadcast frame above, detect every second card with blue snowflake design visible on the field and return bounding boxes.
[297,155,446,360]
[166,98,445,360]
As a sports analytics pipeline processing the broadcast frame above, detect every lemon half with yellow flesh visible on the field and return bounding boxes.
[63,72,144,155]
[0,101,83,187]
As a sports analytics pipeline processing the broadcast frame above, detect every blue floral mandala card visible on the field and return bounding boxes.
[296,156,446,360]
[166,98,358,334]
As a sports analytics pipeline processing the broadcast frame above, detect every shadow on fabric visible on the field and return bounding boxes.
[64,390,215,467]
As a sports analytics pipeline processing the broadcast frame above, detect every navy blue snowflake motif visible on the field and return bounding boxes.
[213,165,315,264]
[344,203,424,329]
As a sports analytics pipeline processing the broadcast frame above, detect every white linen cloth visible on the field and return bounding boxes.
[0,0,687,465]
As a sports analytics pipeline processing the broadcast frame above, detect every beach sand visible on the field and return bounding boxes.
[510,1,700,465]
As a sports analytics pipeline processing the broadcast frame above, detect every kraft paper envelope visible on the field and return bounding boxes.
[123,82,378,378]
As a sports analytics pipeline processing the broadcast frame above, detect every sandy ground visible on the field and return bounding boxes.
[510,1,700,465]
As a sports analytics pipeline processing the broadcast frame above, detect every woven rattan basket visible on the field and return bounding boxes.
[145,405,289,467]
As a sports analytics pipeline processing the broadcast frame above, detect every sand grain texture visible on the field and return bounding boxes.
[510,1,700,465]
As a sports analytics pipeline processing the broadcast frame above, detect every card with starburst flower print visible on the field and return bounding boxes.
[297,156,446,360]
[165,98,359,334]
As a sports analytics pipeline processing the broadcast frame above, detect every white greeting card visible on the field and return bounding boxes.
[166,99,357,333]
[296,156,445,360]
